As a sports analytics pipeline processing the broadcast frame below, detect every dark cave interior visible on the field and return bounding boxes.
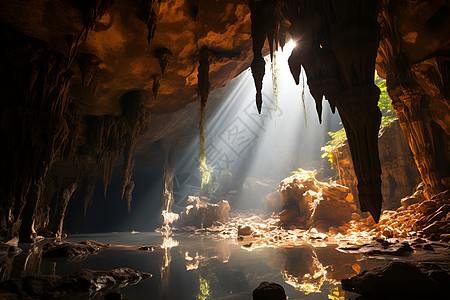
[0,0,449,299]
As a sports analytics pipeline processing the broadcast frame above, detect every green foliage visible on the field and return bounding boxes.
[271,52,280,112]
[200,168,220,201]
[375,72,393,114]
[197,275,212,300]
[199,101,211,188]
[199,157,212,188]
[291,168,317,177]
[321,73,397,168]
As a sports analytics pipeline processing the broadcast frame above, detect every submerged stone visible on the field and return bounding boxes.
[341,261,449,297]
[43,240,110,262]
[0,267,151,299]
[252,281,286,300]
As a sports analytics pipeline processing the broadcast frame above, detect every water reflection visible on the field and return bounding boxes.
[0,233,388,299]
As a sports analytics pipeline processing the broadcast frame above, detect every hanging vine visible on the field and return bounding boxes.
[197,47,211,188]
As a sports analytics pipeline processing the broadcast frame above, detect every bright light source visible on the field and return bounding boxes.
[284,40,296,54]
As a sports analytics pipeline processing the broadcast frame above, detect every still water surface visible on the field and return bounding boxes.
[29,232,386,299]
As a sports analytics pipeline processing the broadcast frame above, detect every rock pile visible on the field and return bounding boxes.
[371,189,450,241]
[276,170,356,231]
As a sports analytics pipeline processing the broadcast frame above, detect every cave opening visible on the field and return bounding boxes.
[0,0,449,299]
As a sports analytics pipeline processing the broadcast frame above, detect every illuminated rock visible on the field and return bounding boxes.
[178,197,230,228]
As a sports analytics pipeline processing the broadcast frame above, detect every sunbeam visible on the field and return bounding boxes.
[173,41,342,212]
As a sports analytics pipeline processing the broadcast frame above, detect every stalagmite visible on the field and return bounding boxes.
[161,143,180,213]
[125,181,135,213]
[50,182,77,239]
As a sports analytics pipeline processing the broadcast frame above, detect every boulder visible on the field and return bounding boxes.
[237,225,254,236]
[252,282,286,300]
[337,239,413,256]
[178,197,230,228]
[43,240,110,262]
[341,262,449,296]
[264,191,283,214]
[0,268,151,299]
[278,170,356,229]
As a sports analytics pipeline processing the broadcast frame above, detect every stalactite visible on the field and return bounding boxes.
[326,0,383,222]
[79,0,116,39]
[143,0,162,43]
[0,26,75,242]
[52,181,77,239]
[255,0,384,221]
[152,75,160,99]
[124,181,135,213]
[197,47,211,187]
[120,91,149,204]
[82,176,96,218]
[78,53,101,96]
[154,47,173,74]
[68,0,115,66]
[249,0,267,114]
[188,0,200,21]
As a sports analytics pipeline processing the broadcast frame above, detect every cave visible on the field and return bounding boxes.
[0,0,449,299]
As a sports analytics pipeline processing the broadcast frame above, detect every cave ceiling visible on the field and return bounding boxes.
[1,0,448,144]
[0,0,253,138]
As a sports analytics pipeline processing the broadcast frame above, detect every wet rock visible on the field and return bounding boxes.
[341,262,449,297]
[417,200,437,214]
[278,170,356,229]
[440,234,450,242]
[264,191,283,214]
[0,267,151,299]
[422,243,434,251]
[238,225,254,236]
[252,281,286,300]
[338,239,413,256]
[105,292,123,300]
[137,246,154,252]
[178,197,230,228]
[43,240,110,262]
[0,244,22,256]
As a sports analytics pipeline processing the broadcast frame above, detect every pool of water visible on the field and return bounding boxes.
[21,231,387,299]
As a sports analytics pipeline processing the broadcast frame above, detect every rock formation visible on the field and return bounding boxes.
[276,170,358,231]
[178,196,230,228]
[341,261,450,297]
[0,267,151,299]
[376,0,450,199]
[327,119,421,209]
